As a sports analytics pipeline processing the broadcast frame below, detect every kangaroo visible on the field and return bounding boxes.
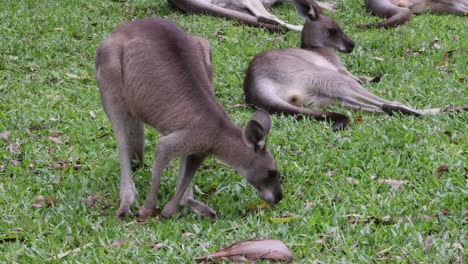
[168,0,306,31]
[362,0,467,28]
[95,18,283,221]
[244,0,467,123]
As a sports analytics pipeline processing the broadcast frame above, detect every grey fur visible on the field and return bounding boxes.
[362,0,467,28]
[95,18,282,221]
[244,0,467,128]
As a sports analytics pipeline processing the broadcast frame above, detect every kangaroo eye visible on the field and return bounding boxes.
[328,28,337,35]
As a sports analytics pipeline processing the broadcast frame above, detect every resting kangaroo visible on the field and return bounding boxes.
[168,0,306,31]
[244,0,467,124]
[95,18,283,221]
[362,0,467,28]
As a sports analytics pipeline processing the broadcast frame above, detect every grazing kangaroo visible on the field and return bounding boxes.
[244,0,467,124]
[362,0,467,28]
[95,18,283,221]
[168,0,305,31]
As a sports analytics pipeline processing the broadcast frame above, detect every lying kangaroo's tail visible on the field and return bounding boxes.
[361,0,412,28]
[168,0,281,31]
[382,104,468,116]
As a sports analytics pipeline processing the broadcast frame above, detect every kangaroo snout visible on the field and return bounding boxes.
[261,188,283,204]
[343,39,355,53]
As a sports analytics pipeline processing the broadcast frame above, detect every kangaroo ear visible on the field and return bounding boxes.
[243,109,272,152]
[293,0,321,21]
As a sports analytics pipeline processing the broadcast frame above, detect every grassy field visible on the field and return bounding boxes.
[0,0,466,262]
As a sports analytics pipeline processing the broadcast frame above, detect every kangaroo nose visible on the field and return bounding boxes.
[347,40,355,52]
[273,192,283,204]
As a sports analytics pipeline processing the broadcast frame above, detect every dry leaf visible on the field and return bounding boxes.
[303,201,314,210]
[212,28,222,37]
[431,38,441,49]
[89,111,96,119]
[47,133,63,144]
[9,139,21,154]
[354,115,365,124]
[26,128,38,138]
[378,179,407,190]
[194,239,293,263]
[423,236,433,253]
[440,208,450,215]
[326,170,335,177]
[56,243,92,259]
[106,239,127,249]
[11,160,20,166]
[32,196,58,208]
[0,131,11,142]
[269,216,297,223]
[346,177,359,185]
[182,232,195,238]
[66,73,81,79]
[434,164,449,180]
[227,103,248,109]
[371,57,384,61]
[81,194,109,208]
[53,27,64,31]
[152,242,164,250]
[444,52,449,68]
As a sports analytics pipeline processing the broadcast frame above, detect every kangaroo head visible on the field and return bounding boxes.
[293,0,355,53]
[242,110,283,204]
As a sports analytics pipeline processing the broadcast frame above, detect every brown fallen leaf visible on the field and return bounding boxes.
[354,115,365,124]
[431,38,440,49]
[53,27,64,31]
[182,232,195,239]
[0,131,11,142]
[9,139,21,154]
[346,177,359,185]
[378,179,407,190]
[32,196,58,208]
[434,164,449,180]
[423,236,433,253]
[440,208,450,215]
[47,133,63,144]
[89,111,96,119]
[151,242,164,250]
[212,28,222,37]
[81,193,110,208]
[11,160,21,166]
[65,73,84,79]
[26,128,38,138]
[194,239,293,263]
[106,239,127,249]
[303,201,314,211]
[55,243,92,259]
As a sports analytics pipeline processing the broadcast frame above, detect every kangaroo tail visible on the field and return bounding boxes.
[382,104,468,116]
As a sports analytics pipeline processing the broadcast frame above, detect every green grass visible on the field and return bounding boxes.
[0,0,467,262]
